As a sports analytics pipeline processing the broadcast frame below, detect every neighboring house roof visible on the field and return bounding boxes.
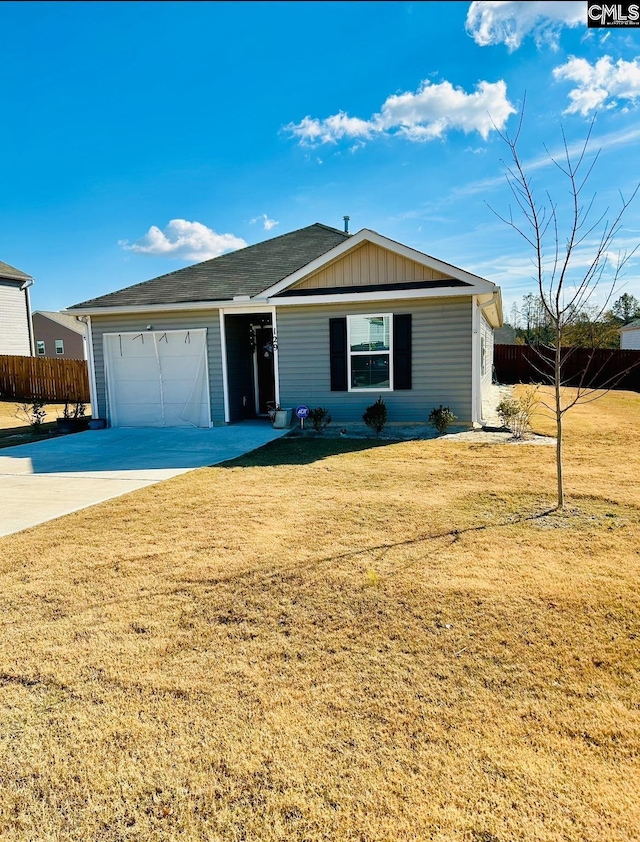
[33,310,87,335]
[619,318,640,331]
[0,259,33,283]
[494,324,516,344]
[69,223,350,310]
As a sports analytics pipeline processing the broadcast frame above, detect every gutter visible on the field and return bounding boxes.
[20,278,35,356]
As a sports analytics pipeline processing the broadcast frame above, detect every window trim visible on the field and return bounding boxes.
[36,340,46,356]
[55,339,64,355]
[346,313,394,392]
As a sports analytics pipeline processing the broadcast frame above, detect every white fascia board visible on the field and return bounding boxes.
[257,228,499,298]
[63,300,238,317]
[266,286,483,308]
[477,291,503,329]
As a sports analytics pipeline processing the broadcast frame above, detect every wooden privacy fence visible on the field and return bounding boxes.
[0,355,90,402]
[494,344,640,392]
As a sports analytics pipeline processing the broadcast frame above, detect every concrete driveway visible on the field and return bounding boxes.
[0,423,288,538]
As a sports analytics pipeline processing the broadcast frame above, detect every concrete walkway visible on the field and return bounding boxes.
[0,423,287,538]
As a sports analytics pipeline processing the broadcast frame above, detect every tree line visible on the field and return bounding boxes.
[506,291,640,348]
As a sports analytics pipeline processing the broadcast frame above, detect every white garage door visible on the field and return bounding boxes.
[104,329,210,427]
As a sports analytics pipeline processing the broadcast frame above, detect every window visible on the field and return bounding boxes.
[347,314,392,391]
[481,336,486,376]
[55,339,64,355]
[36,340,45,356]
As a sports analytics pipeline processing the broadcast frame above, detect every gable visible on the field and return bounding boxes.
[288,241,454,292]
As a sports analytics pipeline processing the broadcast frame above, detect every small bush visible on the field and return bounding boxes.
[497,388,538,439]
[496,397,520,430]
[62,399,86,419]
[428,404,457,435]
[308,406,332,433]
[15,400,47,432]
[363,396,387,437]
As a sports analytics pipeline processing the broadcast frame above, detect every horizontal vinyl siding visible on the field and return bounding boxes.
[90,311,224,423]
[480,311,494,396]
[621,329,640,350]
[0,282,31,356]
[277,297,472,423]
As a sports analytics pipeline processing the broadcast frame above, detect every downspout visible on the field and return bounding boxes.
[75,316,99,418]
[471,296,480,427]
[20,279,35,356]
[475,293,499,426]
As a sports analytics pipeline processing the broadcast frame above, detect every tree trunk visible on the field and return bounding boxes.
[555,342,564,510]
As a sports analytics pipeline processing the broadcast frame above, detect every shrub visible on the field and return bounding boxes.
[15,400,47,432]
[363,396,387,437]
[308,406,332,433]
[62,399,86,419]
[428,405,457,435]
[496,397,520,430]
[497,388,539,439]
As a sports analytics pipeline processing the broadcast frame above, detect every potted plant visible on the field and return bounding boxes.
[57,399,90,434]
[270,405,293,428]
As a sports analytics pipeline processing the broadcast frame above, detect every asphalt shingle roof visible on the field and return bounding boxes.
[69,223,349,309]
[0,259,32,282]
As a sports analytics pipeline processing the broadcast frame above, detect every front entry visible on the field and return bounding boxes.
[224,313,276,422]
[253,324,275,415]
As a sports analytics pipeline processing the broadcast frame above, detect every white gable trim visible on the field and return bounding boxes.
[257,228,499,299]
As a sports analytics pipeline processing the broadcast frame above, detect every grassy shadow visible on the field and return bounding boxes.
[219,434,401,468]
[0,422,60,449]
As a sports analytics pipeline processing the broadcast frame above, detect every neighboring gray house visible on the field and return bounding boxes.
[32,311,87,360]
[0,259,34,356]
[619,319,640,350]
[66,224,503,428]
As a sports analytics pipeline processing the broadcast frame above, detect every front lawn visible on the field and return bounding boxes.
[0,388,638,840]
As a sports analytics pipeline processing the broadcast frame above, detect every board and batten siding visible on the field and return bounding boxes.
[290,241,451,291]
[0,281,31,356]
[276,297,473,423]
[90,311,225,423]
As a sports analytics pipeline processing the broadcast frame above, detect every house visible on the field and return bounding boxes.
[619,319,640,350]
[494,323,516,345]
[0,259,34,356]
[66,223,503,428]
[32,311,87,360]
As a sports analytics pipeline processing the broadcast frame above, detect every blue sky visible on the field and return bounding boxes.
[1,0,639,320]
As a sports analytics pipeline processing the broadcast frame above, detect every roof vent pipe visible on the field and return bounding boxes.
[343,215,350,234]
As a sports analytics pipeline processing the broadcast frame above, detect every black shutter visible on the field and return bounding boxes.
[329,317,348,391]
[393,314,412,390]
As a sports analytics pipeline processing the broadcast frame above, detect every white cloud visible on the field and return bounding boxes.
[285,78,515,146]
[119,219,247,261]
[250,214,279,231]
[466,1,584,51]
[553,55,640,115]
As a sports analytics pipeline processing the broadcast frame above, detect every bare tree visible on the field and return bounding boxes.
[493,109,638,510]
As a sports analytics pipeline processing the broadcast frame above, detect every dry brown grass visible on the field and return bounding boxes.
[0,389,638,841]
[0,400,92,447]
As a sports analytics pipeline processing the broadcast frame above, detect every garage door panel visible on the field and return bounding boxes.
[115,401,165,427]
[104,329,210,428]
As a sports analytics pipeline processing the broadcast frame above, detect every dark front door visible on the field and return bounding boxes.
[255,326,275,414]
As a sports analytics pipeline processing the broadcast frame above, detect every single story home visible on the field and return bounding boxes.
[66,223,502,428]
[619,319,640,350]
[0,259,34,356]
[33,310,88,360]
